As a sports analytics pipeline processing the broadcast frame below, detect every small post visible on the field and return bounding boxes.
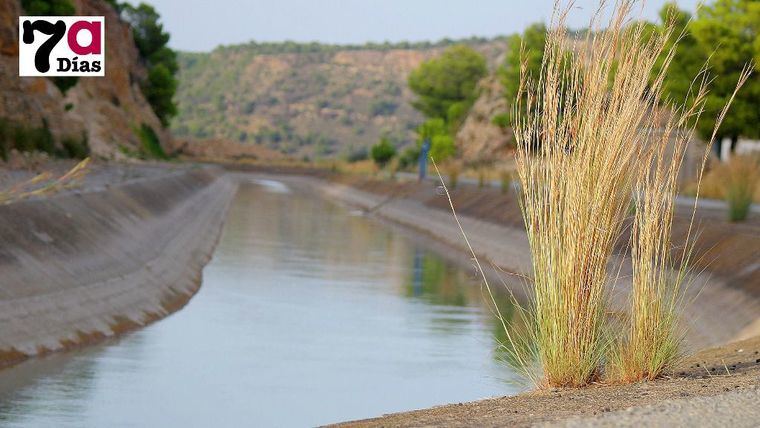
[418,138,431,182]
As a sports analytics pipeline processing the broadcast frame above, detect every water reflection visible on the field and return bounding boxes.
[0,178,520,427]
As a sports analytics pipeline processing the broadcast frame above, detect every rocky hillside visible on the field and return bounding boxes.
[0,0,167,159]
[173,38,507,160]
[455,75,513,162]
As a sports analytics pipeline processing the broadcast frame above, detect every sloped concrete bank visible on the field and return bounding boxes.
[0,167,237,368]
[273,174,760,350]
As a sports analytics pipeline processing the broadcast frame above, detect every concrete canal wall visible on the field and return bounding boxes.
[0,167,236,368]
[287,175,760,351]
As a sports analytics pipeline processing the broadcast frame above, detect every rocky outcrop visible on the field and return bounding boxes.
[0,167,236,368]
[0,0,168,159]
[455,76,513,163]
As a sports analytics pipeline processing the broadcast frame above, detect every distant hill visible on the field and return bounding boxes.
[172,38,507,160]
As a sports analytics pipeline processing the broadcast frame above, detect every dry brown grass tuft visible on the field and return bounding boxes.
[507,0,750,387]
[511,0,675,387]
[0,158,90,204]
[722,155,759,221]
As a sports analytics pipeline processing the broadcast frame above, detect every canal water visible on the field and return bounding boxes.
[0,178,519,427]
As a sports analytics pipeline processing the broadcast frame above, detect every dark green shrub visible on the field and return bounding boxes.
[491,113,510,129]
[0,119,9,161]
[21,0,75,15]
[35,119,56,154]
[500,171,512,194]
[370,100,398,117]
[60,132,90,159]
[0,118,55,157]
[370,137,396,168]
[143,64,178,126]
[52,77,79,95]
[122,3,178,127]
[346,146,369,163]
[398,146,420,170]
[137,123,168,159]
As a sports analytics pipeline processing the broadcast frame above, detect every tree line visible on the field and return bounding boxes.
[368,0,757,170]
[500,0,759,159]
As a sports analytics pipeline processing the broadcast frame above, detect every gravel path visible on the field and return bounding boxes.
[550,386,760,428]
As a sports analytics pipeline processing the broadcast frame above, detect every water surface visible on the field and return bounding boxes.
[0,178,519,427]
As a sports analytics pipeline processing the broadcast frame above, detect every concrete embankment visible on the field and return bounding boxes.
[0,166,237,368]
[273,174,760,350]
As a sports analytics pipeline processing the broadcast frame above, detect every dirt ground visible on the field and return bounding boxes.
[334,336,760,427]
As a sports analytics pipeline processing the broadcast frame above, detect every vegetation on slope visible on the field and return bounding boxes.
[499,0,759,159]
[114,1,179,128]
[408,44,487,164]
[172,38,505,160]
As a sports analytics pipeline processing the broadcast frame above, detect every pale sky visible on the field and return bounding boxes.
[145,0,701,52]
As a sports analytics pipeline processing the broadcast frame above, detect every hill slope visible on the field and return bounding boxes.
[172,39,507,159]
[0,0,168,159]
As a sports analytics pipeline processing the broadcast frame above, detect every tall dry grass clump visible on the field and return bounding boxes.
[615,103,702,382]
[510,0,750,387]
[512,1,667,387]
[619,62,750,381]
[723,155,759,222]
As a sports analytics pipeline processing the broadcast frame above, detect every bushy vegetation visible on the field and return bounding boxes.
[721,155,760,221]
[407,45,487,167]
[60,133,90,159]
[137,123,168,159]
[369,100,398,117]
[0,118,53,160]
[20,0,75,16]
[397,146,421,170]
[370,137,396,168]
[416,118,456,162]
[173,35,504,159]
[344,146,369,163]
[118,2,178,127]
[0,118,89,160]
[211,36,506,57]
[502,1,759,159]
[651,0,759,158]
[499,171,512,194]
[408,45,487,127]
[499,23,546,124]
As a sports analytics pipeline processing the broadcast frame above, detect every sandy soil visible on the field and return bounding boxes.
[334,336,760,427]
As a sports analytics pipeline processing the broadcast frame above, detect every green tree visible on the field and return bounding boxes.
[21,0,75,15]
[370,137,396,167]
[691,0,759,156]
[500,23,547,117]
[651,4,704,106]
[657,1,759,157]
[408,44,487,128]
[122,2,178,126]
[417,118,456,162]
[144,63,178,125]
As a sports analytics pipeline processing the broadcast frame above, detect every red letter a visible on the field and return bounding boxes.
[67,21,101,55]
